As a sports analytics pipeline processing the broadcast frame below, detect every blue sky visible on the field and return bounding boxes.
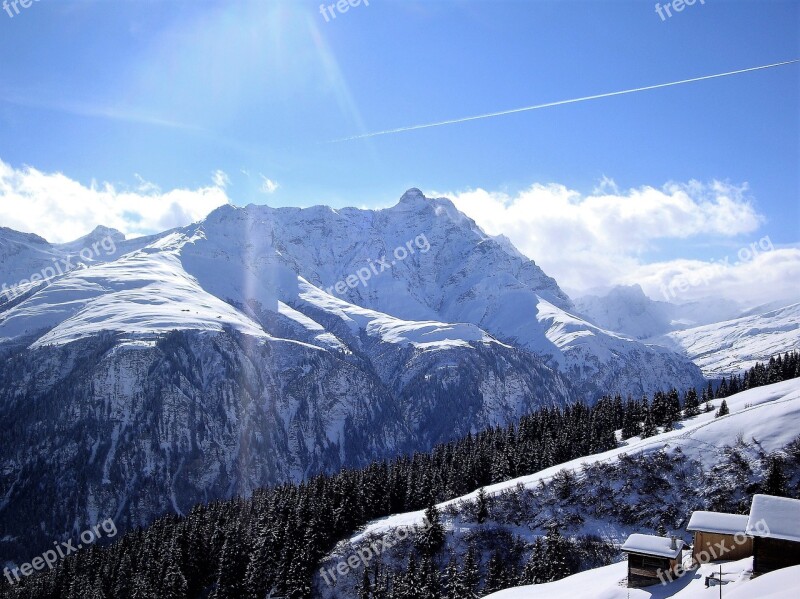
[0,0,798,304]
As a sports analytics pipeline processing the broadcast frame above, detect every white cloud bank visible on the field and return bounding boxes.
[448,181,799,308]
[1,161,795,309]
[630,246,800,306]
[0,160,229,242]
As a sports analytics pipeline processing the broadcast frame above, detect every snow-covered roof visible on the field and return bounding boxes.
[746,494,800,542]
[620,534,684,559]
[687,511,749,535]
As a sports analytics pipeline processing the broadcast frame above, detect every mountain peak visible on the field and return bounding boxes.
[0,226,49,245]
[398,188,427,206]
[88,225,125,242]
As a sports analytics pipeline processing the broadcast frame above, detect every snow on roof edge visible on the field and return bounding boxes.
[686,511,750,535]
[746,494,800,542]
[620,533,684,559]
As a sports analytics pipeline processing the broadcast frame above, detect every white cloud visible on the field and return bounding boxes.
[259,174,279,194]
[627,244,800,307]
[133,173,161,194]
[0,159,230,243]
[212,170,230,188]
[447,181,797,307]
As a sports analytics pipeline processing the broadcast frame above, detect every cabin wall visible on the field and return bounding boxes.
[626,553,675,588]
[753,537,800,574]
[692,531,753,564]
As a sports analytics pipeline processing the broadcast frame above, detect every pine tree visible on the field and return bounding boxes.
[663,389,681,431]
[162,556,188,599]
[640,408,658,439]
[728,374,740,395]
[542,526,571,582]
[372,567,389,599]
[418,553,441,599]
[683,388,700,418]
[395,553,419,599]
[704,391,714,413]
[621,396,640,439]
[358,568,372,599]
[484,550,506,594]
[443,556,460,599]
[475,487,489,524]
[715,399,729,418]
[763,455,789,497]
[651,391,667,426]
[416,504,446,556]
[521,537,545,585]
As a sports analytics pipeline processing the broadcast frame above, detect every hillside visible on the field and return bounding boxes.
[317,377,800,597]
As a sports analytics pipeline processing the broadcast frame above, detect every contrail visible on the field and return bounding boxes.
[332,59,799,142]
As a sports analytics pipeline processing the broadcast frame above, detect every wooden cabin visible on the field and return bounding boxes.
[621,533,684,588]
[746,494,800,575]
[686,510,753,565]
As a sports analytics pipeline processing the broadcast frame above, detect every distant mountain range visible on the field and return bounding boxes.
[575,284,799,376]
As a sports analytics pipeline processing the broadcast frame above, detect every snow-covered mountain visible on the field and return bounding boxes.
[575,284,746,340]
[0,190,704,397]
[576,285,678,339]
[576,285,799,377]
[0,190,705,563]
[656,303,800,377]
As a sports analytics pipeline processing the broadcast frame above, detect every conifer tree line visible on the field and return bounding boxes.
[2,351,797,599]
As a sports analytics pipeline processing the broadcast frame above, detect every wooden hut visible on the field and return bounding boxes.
[621,533,684,588]
[746,494,800,575]
[686,510,753,565]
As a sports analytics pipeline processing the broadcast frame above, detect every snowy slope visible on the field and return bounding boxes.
[296,277,501,350]
[0,224,168,305]
[656,303,800,377]
[140,191,703,394]
[0,194,586,564]
[485,559,800,599]
[343,377,800,546]
[0,224,502,354]
[1,246,271,347]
